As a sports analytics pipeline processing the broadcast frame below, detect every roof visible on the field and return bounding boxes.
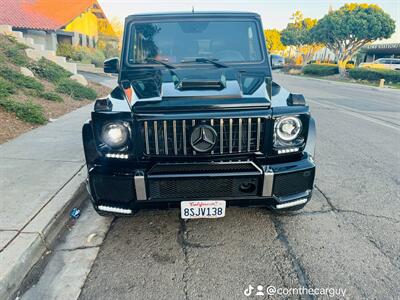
[0,0,96,31]
[125,11,261,22]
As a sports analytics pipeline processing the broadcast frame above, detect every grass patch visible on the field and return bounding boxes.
[56,79,97,100]
[303,64,339,76]
[349,68,400,84]
[40,91,63,102]
[0,98,47,124]
[28,58,72,83]
[0,34,30,66]
[0,78,16,98]
[0,66,44,91]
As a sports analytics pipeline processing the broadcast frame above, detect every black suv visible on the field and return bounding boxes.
[82,12,316,218]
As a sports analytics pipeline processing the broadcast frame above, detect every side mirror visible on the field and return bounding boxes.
[287,93,306,106]
[104,57,119,74]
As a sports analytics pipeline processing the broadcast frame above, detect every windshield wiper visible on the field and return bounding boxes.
[181,58,228,68]
[145,58,176,69]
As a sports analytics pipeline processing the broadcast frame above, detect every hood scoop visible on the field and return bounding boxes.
[175,76,226,91]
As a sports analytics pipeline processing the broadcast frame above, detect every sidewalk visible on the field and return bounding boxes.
[0,104,93,300]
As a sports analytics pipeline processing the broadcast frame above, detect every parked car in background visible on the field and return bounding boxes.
[270,54,285,69]
[359,58,400,71]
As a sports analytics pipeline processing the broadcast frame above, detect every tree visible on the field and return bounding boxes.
[110,17,124,41]
[311,3,396,76]
[281,11,319,64]
[264,29,285,53]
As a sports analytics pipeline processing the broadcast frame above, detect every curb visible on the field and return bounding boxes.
[0,168,88,300]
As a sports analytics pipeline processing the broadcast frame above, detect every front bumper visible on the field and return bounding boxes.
[87,154,315,214]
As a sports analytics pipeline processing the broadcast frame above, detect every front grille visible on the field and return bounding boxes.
[148,177,259,200]
[148,162,261,175]
[273,169,315,197]
[141,117,265,156]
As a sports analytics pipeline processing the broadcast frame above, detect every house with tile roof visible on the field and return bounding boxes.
[0,0,118,51]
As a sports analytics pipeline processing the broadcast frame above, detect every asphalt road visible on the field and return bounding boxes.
[44,73,400,299]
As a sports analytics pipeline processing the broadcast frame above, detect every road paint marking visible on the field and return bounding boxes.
[308,99,400,133]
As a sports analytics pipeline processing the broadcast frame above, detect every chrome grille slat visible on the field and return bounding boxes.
[163,121,168,155]
[143,117,264,156]
[247,118,252,152]
[210,119,214,154]
[257,118,261,151]
[153,121,159,155]
[238,118,242,153]
[173,120,177,155]
[144,121,149,154]
[182,120,187,155]
[220,119,224,154]
[229,118,233,153]
[192,120,196,155]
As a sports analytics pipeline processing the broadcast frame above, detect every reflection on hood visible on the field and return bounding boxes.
[129,68,269,101]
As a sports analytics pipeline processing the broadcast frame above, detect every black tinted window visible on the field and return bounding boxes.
[128,21,263,64]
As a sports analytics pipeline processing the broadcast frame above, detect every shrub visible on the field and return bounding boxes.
[28,58,71,83]
[56,79,97,100]
[40,91,63,102]
[0,35,29,66]
[56,44,107,67]
[0,78,16,97]
[0,66,44,91]
[0,98,47,124]
[303,64,339,76]
[349,68,400,83]
[56,43,75,60]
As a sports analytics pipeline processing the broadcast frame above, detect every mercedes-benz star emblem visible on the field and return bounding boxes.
[190,125,217,152]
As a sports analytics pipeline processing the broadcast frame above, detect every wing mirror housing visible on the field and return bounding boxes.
[287,93,306,106]
[104,57,120,74]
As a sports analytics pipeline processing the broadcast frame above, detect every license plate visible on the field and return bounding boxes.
[181,201,226,219]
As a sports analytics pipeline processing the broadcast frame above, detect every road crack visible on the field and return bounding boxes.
[178,219,189,300]
[271,215,315,300]
[314,185,399,223]
[315,185,400,269]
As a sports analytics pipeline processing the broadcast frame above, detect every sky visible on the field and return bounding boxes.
[97,0,400,41]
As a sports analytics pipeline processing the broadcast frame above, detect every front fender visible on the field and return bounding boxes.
[82,122,99,168]
[304,117,316,158]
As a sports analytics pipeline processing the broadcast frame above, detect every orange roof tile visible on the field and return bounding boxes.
[0,0,96,31]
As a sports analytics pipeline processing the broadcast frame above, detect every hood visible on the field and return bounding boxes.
[130,68,272,113]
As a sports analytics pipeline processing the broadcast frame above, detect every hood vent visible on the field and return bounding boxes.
[176,79,226,91]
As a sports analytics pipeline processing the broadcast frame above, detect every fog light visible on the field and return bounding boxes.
[277,147,299,154]
[276,198,308,209]
[105,153,129,159]
[97,205,132,214]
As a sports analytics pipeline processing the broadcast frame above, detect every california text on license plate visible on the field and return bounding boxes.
[181,201,226,219]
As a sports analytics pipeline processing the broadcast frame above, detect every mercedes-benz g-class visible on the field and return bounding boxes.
[82,12,316,218]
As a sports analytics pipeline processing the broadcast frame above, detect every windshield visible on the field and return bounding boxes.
[128,20,263,65]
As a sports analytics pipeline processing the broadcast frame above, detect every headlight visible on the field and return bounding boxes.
[101,123,128,148]
[275,116,302,142]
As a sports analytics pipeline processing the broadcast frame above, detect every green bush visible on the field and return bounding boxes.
[349,68,400,83]
[28,58,71,83]
[0,67,44,91]
[56,79,97,100]
[0,35,29,66]
[40,91,63,102]
[0,98,47,124]
[56,44,106,67]
[303,64,339,76]
[56,43,75,60]
[0,78,16,97]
